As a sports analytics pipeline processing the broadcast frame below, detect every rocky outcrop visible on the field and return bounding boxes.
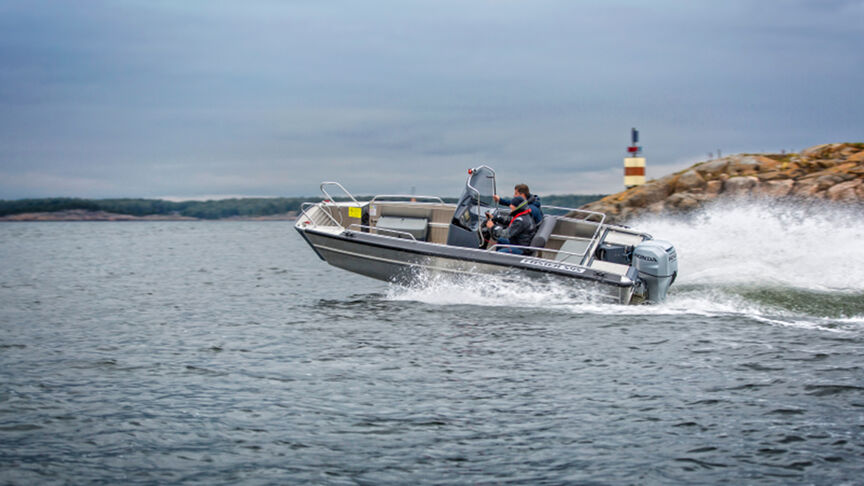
[579,143,864,222]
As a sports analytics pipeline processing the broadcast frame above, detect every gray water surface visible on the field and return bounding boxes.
[1,222,863,484]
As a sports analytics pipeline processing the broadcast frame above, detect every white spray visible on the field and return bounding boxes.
[634,200,864,293]
[387,200,864,329]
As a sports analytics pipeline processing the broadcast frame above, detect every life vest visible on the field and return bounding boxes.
[508,209,532,227]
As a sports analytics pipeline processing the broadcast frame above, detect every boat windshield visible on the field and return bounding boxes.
[466,166,496,208]
[449,166,497,236]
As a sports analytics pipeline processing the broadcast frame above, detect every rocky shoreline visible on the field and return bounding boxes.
[580,143,864,222]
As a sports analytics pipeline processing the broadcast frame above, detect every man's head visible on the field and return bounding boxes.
[513,184,530,199]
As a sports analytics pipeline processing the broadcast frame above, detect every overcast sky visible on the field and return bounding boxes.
[1,0,862,200]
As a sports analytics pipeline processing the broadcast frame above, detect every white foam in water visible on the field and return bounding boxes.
[633,200,864,293]
[389,274,778,317]
[386,272,597,308]
[387,200,864,329]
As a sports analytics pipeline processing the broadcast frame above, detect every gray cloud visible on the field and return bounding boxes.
[1,0,862,199]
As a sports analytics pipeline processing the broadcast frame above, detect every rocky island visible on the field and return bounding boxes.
[580,143,864,222]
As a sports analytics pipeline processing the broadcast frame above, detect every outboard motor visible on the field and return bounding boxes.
[632,240,678,303]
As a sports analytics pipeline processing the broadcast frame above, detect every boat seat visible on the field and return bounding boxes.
[589,259,631,275]
[603,230,645,247]
[530,216,559,248]
[555,238,592,263]
[376,216,428,241]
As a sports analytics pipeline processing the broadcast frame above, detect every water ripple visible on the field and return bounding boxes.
[1,222,863,484]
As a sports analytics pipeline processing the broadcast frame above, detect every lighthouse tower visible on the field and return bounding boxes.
[624,128,646,188]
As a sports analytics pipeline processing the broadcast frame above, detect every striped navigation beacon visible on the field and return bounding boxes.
[624,128,646,188]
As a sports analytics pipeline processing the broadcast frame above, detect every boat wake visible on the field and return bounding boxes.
[386,200,864,331]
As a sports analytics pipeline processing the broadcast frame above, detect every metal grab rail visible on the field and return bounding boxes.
[369,194,445,203]
[298,202,342,228]
[320,181,360,205]
[347,224,417,241]
[488,205,606,257]
[319,182,363,228]
[486,243,591,262]
[534,206,607,264]
[298,202,318,224]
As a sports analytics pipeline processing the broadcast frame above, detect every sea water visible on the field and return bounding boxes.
[1,201,863,484]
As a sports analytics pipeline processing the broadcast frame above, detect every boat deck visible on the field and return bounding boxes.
[297,199,650,276]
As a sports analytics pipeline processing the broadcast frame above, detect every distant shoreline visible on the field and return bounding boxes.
[0,195,603,222]
[0,209,297,222]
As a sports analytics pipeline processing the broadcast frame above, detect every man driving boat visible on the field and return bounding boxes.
[485,196,536,254]
[494,183,543,224]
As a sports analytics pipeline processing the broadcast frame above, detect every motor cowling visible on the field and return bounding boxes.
[632,239,678,303]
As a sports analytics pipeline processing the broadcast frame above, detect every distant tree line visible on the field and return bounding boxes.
[0,197,309,220]
[0,194,605,220]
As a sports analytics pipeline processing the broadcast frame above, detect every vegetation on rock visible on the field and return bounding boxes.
[579,143,864,222]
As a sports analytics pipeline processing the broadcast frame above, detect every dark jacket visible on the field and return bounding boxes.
[492,207,536,247]
[499,194,543,224]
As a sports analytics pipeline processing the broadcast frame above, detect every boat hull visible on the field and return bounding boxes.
[297,227,636,304]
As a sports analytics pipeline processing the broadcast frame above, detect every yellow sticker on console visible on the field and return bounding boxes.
[348,206,362,218]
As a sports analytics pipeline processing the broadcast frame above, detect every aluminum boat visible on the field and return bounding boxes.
[295,166,677,304]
